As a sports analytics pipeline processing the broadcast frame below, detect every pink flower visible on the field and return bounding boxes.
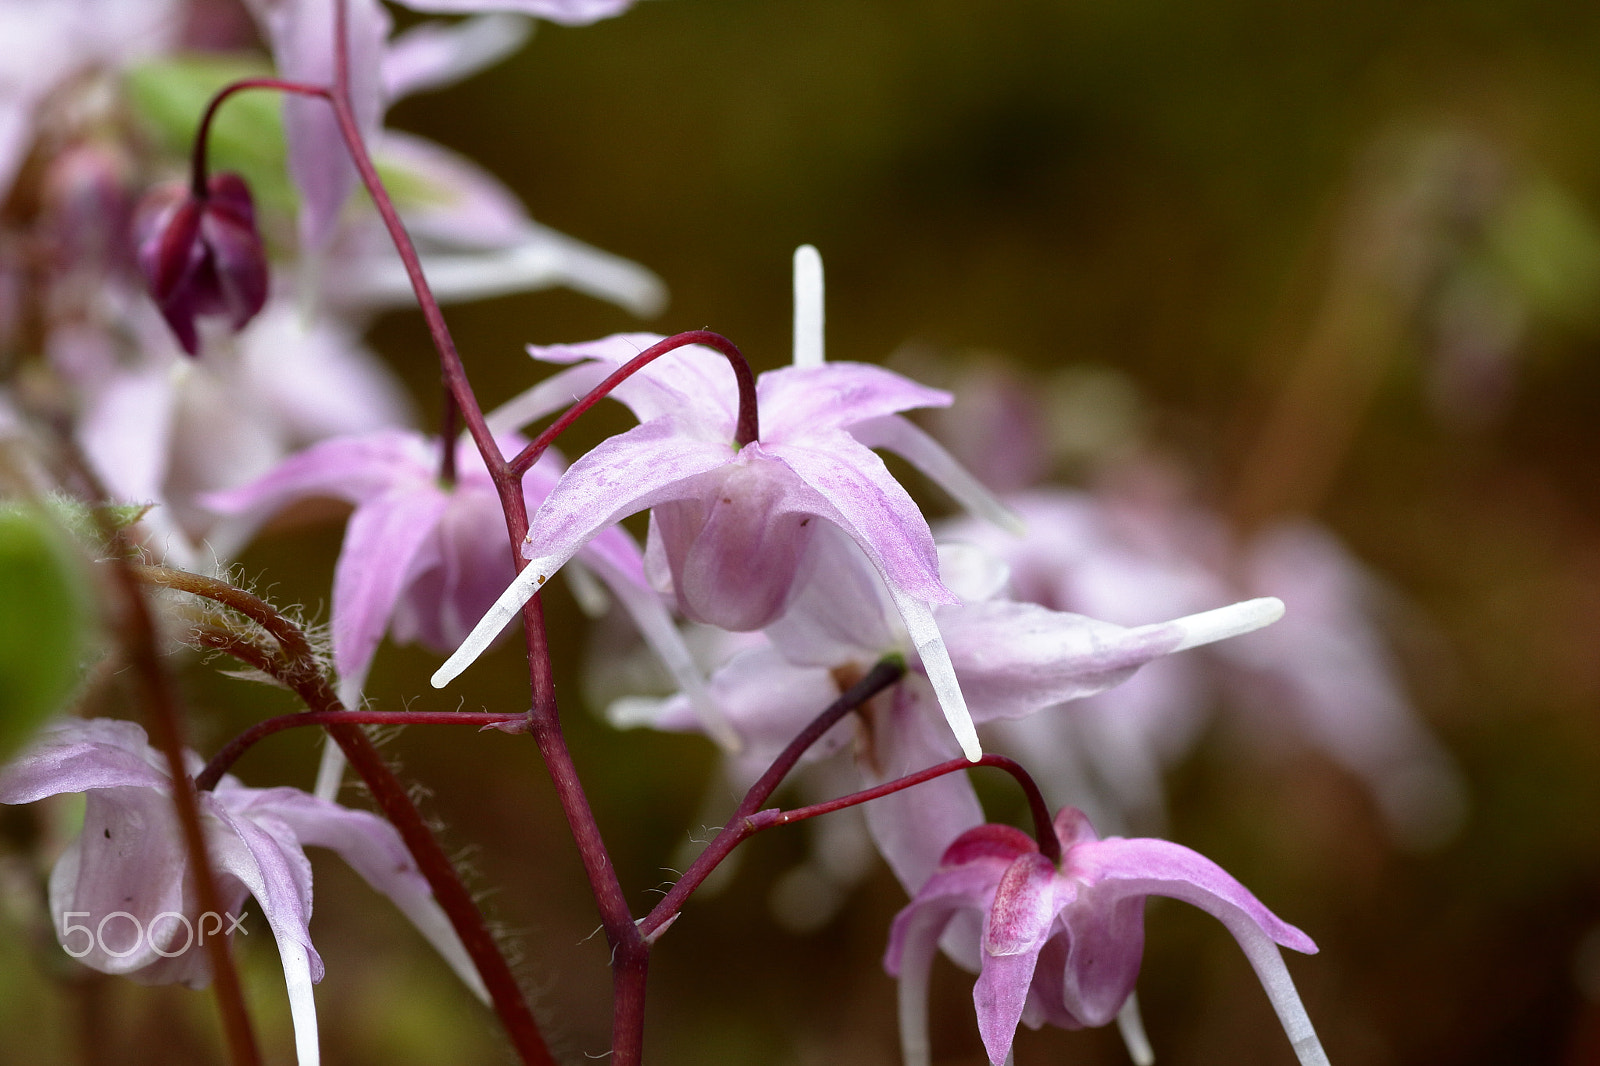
[205,429,693,712]
[885,808,1327,1066]
[634,527,1283,893]
[0,719,486,1066]
[436,248,1019,761]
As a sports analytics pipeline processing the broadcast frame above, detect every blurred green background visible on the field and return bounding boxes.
[9,0,1600,1062]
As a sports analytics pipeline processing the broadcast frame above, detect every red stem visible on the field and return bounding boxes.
[190,78,329,197]
[638,658,906,940]
[325,4,643,1059]
[196,710,527,791]
[508,329,760,478]
[748,754,1061,864]
[187,625,555,1066]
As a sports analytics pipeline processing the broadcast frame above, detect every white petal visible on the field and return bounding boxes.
[431,563,543,687]
[793,244,824,368]
[1156,597,1284,653]
[1117,993,1155,1066]
[279,937,322,1066]
[890,590,980,761]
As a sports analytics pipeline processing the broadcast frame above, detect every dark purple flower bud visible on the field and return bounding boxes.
[135,172,268,356]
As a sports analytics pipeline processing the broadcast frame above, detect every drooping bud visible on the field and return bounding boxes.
[135,172,268,356]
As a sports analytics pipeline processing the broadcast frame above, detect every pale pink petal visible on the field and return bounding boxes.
[332,488,450,685]
[763,433,953,607]
[849,414,1023,534]
[202,430,428,518]
[393,0,635,24]
[941,598,1283,723]
[650,645,841,772]
[44,787,189,976]
[759,363,951,439]
[0,719,170,801]
[246,0,389,248]
[860,682,985,893]
[974,948,1048,1065]
[381,14,530,102]
[432,419,730,687]
[205,801,324,1064]
[525,333,738,427]
[242,787,488,1003]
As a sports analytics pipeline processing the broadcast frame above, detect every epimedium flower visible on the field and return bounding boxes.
[0,718,488,1066]
[434,247,1017,761]
[944,485,1465,848]
[627,526,1285,894]
[885,808,1328,1066]
[134,172,269,357]
[203,426,735,773]
[244,0,638,250]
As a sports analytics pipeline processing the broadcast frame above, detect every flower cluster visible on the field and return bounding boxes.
[0,3,1385,1065]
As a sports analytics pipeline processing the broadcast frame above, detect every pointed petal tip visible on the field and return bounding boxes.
[1168,596,1285,653]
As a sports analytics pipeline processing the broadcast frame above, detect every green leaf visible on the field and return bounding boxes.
[0,505,94,762]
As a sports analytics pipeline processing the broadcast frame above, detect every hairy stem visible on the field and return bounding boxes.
[197,709,527,791]
[171,612,552,1065]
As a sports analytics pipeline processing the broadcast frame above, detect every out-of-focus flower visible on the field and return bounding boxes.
[632,527,1282,893]
[885,808,1326,1066]
[0,718,487,1066]
[75,300,412,571]
[136,173,270,355]
[205,428,703,711]
[243,0,638,249]
[0,0,180,204]
[945,484,1466,847]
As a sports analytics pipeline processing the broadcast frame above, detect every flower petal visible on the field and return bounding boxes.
[974,947,1047,1066]
[763,432,953,607]
[792,244,824,368]
[246,0,389,249]
[860,682,985,892]
[332,487,450,688]
[247,787,489,1004]
[525,333,737,426]
[939,598,1283,723]
[0,719,170,802]
[202,430,429,518]
[758,363,951,439]
[392,0,635,26]
[381,14,531,102]
[205,800,324,1063]
[432,420,729,687]
[850,415,1024,535]
[1067,836,1327,1065]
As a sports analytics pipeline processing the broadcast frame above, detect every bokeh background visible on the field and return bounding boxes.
[7,0,1600,1063]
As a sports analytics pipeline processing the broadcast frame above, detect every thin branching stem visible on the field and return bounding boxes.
[638,657,907,940]
[196,709,527,791]
[507,329,761,478]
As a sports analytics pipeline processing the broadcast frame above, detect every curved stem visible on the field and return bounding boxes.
[637,657,906,940]
[508,329,760,478]
[190,78,329,196]
[748,754,1061,865]
[197,710,527,791]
